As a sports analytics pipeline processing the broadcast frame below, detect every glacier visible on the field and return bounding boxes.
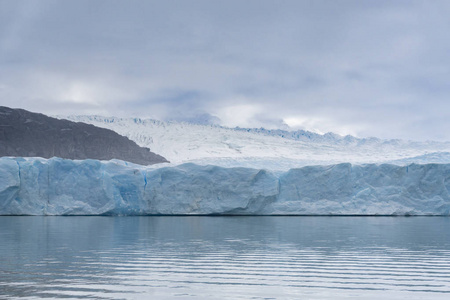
[1,157,449,216]
[60,115,450,169]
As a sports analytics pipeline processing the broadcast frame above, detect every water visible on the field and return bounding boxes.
[1,217,450,299]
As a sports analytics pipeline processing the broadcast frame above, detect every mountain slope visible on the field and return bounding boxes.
[0,107,167,165]
[62,115,450,170]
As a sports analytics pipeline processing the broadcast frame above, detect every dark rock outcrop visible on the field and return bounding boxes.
[0,106,168,165]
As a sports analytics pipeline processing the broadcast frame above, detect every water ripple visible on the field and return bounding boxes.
[1,216,450,299]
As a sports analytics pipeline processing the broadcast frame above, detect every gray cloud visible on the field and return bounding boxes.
[1,0,449,141]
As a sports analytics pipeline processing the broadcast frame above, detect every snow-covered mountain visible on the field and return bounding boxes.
[62,115,450,170]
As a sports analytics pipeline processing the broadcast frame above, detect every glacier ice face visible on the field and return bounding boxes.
[276,163,450,215]
[0,157,449,215]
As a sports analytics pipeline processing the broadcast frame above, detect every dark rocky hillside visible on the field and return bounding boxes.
[0,106,168,165]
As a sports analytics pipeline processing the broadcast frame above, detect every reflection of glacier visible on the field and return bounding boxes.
[1,157,449,216]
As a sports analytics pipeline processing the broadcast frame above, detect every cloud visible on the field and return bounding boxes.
[0,0,449,141]
[215,103,263,128]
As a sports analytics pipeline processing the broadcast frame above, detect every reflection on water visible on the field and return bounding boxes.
[1,216,450,299]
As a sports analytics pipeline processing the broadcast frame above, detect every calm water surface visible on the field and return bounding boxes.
[1,216,450,299]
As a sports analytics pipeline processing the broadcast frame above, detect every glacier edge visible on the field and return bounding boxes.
[0,157,449,216]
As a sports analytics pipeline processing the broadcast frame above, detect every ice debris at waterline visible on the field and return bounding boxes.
[0,157,449,216]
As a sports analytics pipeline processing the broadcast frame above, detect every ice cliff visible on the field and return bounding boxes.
[1,157,449,215]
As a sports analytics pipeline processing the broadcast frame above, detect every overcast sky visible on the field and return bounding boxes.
[1,0,449,141]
